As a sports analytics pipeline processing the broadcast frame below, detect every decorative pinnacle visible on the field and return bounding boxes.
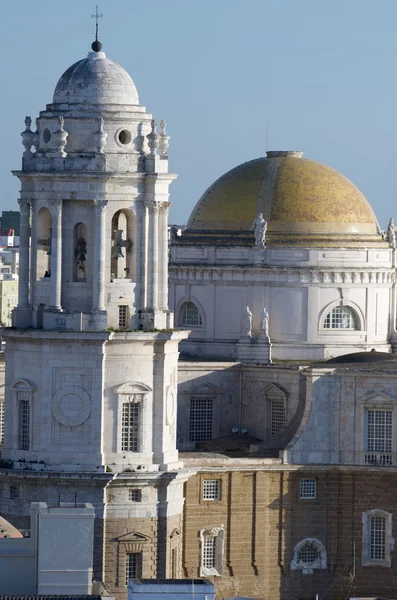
[91,5,103,52]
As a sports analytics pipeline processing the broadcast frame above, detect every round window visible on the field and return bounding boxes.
[118,129,132,145]
[43,128,51,144]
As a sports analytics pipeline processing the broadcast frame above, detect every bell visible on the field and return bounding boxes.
[111,246,124,259]
[78,254,86,262]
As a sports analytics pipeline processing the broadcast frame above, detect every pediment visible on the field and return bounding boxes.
[114,530,152,543]
[12,378,36,392]
[363,391,395,405]
[115,382,152,395]
[264,382,287,399]
[187,382,222,395]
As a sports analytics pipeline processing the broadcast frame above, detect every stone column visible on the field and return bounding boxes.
[93,199,107,311]
[29,201,38,306]
[158,202,170,309]
[140,203,149,310]
[147,203,159,310]
[50,198,62,310]
[17,199,30,308]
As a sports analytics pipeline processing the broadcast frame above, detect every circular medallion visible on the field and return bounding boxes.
[52,385,91,427]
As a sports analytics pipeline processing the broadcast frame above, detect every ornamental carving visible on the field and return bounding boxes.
[52,385,91,427]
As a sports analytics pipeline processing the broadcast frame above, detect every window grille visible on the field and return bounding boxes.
[203,480,221,500]
[189,396,213,442]
[203,536,216,570]
[323,306,358,329]
[370,515,386,560]
[118,305,128,328]
[297,542,319,565]
[9,484,19,500]
[125,552,142,585]
[182,302,202,326]
[367,410,392,453]
[271,399,286,436]
[300,479,316,499]
[129,488,142,502]
[18,393,30,451]
[0,400,4,446]
[122,402,140,452]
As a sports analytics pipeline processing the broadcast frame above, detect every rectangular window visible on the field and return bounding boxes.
[203,479,221,501]
[271,399,286,436]
[190,396,213,442]
[19,394,30,451]
[118,305,128,329]
[129,488,142,502]
[9,484,19,500]
[0,400,4,446]
[122,402,140,452]
[171,547,177,578]
[366,410,393,465]
[203,536,216,570]
[125,552,142,586]
[370,516,386,560]
[299,478,316,499]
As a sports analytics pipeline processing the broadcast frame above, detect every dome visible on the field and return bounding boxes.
[187,151,383,247]
[53,51,139,106]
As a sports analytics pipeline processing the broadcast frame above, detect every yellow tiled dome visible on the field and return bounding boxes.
[187,151,383,247]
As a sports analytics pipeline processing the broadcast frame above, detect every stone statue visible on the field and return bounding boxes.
[252,213,267,247]
[260,307,270,336]
[242,306,252,336]
[387,217,396,249]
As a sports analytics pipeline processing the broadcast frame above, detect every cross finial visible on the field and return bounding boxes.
[91,5,103,42]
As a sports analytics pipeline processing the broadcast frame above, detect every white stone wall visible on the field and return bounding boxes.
[170,245,394,360]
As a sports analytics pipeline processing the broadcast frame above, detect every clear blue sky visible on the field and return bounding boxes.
[1,0,397,227]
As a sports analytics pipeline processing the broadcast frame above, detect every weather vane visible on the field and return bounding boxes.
[91,5,103,43]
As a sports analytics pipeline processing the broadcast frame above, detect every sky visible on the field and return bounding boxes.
[1,0,397,226]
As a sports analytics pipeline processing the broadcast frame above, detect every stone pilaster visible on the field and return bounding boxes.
[49,198,63,310]
[17,199,30,309]
[93,199,107,312]
[147,202,159,310]
[158,202,170,310]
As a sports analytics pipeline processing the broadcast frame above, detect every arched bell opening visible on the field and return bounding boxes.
[73,222,88,282]
[36,207,52,279]
[110,209,135,281]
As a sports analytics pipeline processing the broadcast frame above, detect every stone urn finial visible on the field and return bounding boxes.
[147,119,160,156]
[94,117,108,154]
[52,116,68,158]
[159,120,170,158]
[21,116,34,157]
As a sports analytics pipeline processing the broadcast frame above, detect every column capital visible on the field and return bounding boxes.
[18,199,30,214]
[94,199,108,211]
[49,198,63,214]
[144,200,160,214]
[158,201,171,214]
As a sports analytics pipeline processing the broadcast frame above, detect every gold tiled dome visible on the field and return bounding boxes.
[186,151,384,247]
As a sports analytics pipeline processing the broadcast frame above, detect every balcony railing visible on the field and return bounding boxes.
[365,452,393,466]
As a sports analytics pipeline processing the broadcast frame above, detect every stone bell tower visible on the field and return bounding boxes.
[1,38,191,597]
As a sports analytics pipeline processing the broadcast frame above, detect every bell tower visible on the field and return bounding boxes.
[2,39,191,597]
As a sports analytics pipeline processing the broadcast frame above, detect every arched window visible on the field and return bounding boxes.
[323,306,359,330]
[181,302,202,326]
[291,538,327,574]
[362,510,392,566]
[111,210,134,281]
[73,222,88,281]
[36,207,52,279]
[12,379,35,452]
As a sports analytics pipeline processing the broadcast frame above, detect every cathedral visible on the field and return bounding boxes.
[1,34,397,600]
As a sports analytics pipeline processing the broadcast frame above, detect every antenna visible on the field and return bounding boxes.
[265,121,269,153]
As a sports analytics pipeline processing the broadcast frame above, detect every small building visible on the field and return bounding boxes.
[129,579,215,600]
[0,502,95,595]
